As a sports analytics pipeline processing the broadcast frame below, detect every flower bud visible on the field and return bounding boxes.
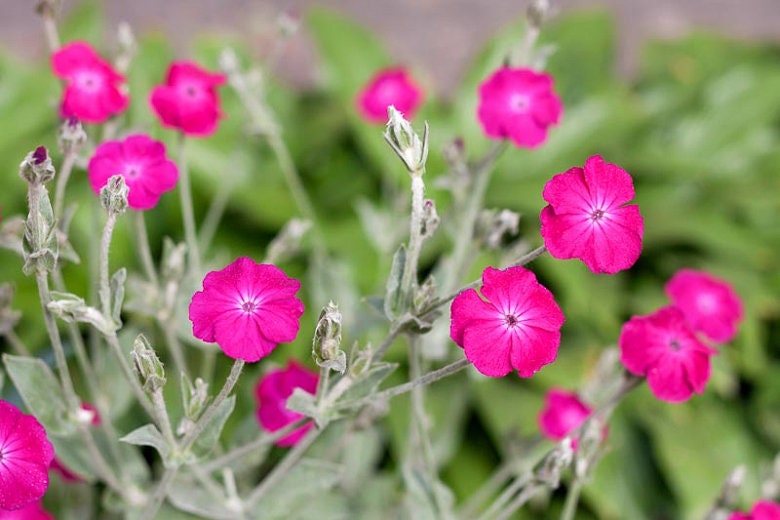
[132,334,166,392]
[420,199,439,239]
[19,146,55,185]
[100,175,129,215]
[476,208,520,249]
[57,117,87,155]
[384,106,429,174]
[527,0,554,29]
[312,301,346,374]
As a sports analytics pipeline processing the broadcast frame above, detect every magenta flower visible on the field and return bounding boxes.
[619,306,717,403]
[150,61,227,137]
[450,266,565,378]
[728,500,780,520]
[357,67,423,124]
[87,134,179,210]
[0,500,54,520]
[540,155,644,274]
[51,41,129,123]
[477,67,562,148]
[0,401,55,512]
[537,389,594,447]
[188,257,305,362]
[255,361,319,447]
[665,269,743,343]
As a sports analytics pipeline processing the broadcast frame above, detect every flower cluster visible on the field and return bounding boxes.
[619,269,743,402]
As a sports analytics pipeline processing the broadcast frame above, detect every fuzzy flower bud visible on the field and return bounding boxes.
[312,301,346,374]
[527,0,554,29]
[384,106,429,174]
[132,334,166,392]
[476,208,520,249]
[19,146,55,185]
[57,117,87,155]
[100,175,129,215]
[420,199,440,239]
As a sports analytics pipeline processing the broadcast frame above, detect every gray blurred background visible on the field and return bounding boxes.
[3,0,779,96]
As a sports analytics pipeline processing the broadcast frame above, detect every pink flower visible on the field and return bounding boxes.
[540,155,644,274]
[357,67,423,124]
[0,501,54,520]
[87,134,179,210]
[150,61,226,137]
[537,389,593,447]
[0,401,54,511]
[619,306,717,403]
[51,41,129,123]
[188,257,305,362]
[254,361,318,447]
[665,269,743,343]
[450,266,565,378]
[477,67,562,148]
[728,500,780,520]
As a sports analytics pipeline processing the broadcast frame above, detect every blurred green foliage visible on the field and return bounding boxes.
[1,3,778,519]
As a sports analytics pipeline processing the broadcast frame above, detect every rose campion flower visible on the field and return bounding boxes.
[450,266,565,378]
[87,134,179,210]
[0,500,54,520]
[728,500,780,520]
[0,401,55,511]
[189,257,305,362]
[665,269,743,343]
[150,61,227,137]
[619,306,717,403]
[357,67,423,124]
[540,155,644,274]
[477,67,562,148]
[537,389,594,448]
[51,41,129,123]
[255,361,319,447]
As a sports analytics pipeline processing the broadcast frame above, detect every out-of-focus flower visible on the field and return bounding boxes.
[538,389,594,448]
[477,67,562,148]
[254,360,318,447]
[728,500,780,520]
[357,67,423,124]
[0,401,55,511]
[51,41,129,123]
[150,61,226,137]
[619,306,716,403]
[450,266,564,377]
[665,269,743,343]
[87,134,179,210]
[188,257,304,362]
[540,155,644,274]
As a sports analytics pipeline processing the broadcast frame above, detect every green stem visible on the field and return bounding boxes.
[98,211,118,317]
[177,134,201,276]
[400,173,426,308]
[559,479,584,520]
[104,331,157,419]
[133,211,159,287]
[53,150,77,220]
[2,330,30,356]
[244,426,322,508]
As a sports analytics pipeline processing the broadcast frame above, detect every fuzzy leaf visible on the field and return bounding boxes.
[120,424,170,461]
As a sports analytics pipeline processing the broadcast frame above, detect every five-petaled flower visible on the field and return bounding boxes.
[477,67,562,148]
[450,266,565,377]
[537,388,595,449]
[150,61,227,137]
[619,306,716,403]
[728,500,780,520]
[51,41,129,123]
[540,155,644,274]
[87,134,179,210]
[255,361,319,447]
[357,67,423,124]
[665,269,743,343]
[0,400,55,512]
[189,257,305,362]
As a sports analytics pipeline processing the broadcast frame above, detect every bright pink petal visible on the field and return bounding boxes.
[255,361,318,446]
[357,67,423,123]
[582,155,636,209]
[538,389,592,441]
[450,289,492,348]
[508,325,560,377]
[51,41,101,77]
[462,324,513,377]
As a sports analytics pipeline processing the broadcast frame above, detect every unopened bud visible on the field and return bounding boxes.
[527,0,554,29]
[19,146,55,185]
[476,209,520,249]
[57,117,87,155]
[276,9,300,37]
[132,334,166,392]
[312,301,346,373]
[100,175,129,215]
[178,373,210,436]
[413,275,437,314]
[384,106,429,174]
[420,199,439,239]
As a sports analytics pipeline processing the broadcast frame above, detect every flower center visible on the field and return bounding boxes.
[590,209,605,222]
[669,338,681,351]
[124,164,142,179]
[240,300,259,314]
[76,71,103,92]
[504,314,521,328]
[509,93,530,113]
